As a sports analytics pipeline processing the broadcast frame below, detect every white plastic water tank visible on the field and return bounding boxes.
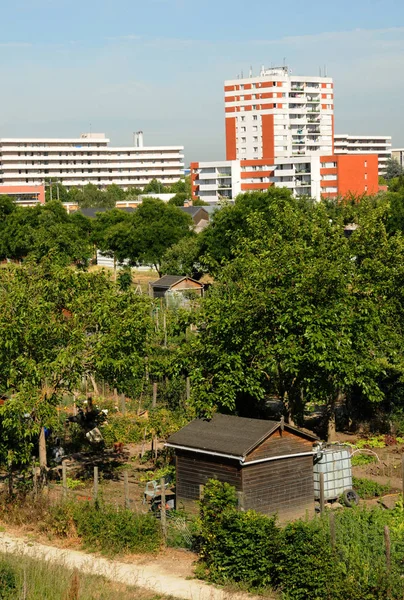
[313,446,352,500]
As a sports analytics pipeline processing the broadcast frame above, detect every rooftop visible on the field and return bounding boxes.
[167,413,317,459]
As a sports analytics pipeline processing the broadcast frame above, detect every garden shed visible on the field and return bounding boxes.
[166,414,319,522]
[149,275,204,300]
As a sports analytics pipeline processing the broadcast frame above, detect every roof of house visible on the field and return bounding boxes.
[150,275,203,289]
[166,414,318,459]
[77,207,135,219]
[180,206,208,217]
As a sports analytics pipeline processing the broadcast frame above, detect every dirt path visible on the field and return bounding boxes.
[0,532,263,600]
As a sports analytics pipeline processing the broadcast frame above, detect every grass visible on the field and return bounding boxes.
[0,552,178,600]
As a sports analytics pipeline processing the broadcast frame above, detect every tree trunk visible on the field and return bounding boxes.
[39,427,47,469]
[39,426,48,488]
[89,374,99,396]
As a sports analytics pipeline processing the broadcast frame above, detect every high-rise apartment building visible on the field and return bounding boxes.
[334,134,392,175]
[224,66,334,162]
[0,132,184,190]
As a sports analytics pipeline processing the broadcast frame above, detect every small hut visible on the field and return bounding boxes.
[149,275,204,302]
[166,414,318,522]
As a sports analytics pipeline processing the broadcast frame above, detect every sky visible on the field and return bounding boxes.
[0,0,403,163]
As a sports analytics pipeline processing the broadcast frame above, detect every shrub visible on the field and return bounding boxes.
[353,476,391,498]
[197,480,404,599]
[49,500,161,555]
[277,520,338,600]
[101,414,143,445]
[199,480,280,589]
[0,561,16,599]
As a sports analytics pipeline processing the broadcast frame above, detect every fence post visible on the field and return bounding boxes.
[152,382,157,408]
[160,477,167,541]
[385,525,391,572]
[163,314,167,348]
[62,460,67,499]
[237,491,245,511]
[199,484,204,500]
[124,471,130,510]
[154,435,158,461]
[93,466,99,502]
[120,394,126,415]
[319,472,325,514]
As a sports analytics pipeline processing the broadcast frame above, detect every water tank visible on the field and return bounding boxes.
[313,445,352,501]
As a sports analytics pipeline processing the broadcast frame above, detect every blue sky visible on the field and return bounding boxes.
[0,0,403,162]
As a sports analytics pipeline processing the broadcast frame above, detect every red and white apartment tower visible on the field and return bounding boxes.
[190,65,379,203]
[224,66,334,162]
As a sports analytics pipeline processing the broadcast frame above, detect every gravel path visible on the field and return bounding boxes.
[0,532,259,600]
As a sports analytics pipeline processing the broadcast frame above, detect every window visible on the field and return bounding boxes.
[241,137,246,143]
[253,115,258,121]
[364,161,367,167]
[321,162,337,168]
[253,126,258,132]
[252,105,257,109]
[241,148,246,154]
[240,96,244,101]
[253,136,258,142]
[241,126,246,132]
[252,83,256,89]
[364,173,367,180]
[254,147,258,152]
[241,116,245,122]
[240,84,244,90]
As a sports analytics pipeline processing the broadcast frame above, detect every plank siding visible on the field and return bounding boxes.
[176,450,242,512]
[242,455,314,521]
[245,429,313,462]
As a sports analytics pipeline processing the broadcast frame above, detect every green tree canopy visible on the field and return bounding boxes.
[385,158,404,180]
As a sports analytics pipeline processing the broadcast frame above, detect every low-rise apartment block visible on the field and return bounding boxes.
[392,149,404,169]
[191,154,378,203]
[334,134,391,176]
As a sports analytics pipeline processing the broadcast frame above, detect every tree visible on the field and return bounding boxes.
[45,179,69,203]
[160,235,203,279]
[199,187,303,274]
[91,209,131,277]
[385,158,404,181]
[0,201,93,266]
[168,193,188,207]
[105,183,126,205]
[116,198,193,274]
[142,178,170,195]
[170,176,192,196]
[0,262,153,474]
[0,195,15,220]
[78,184,115,209]
[188,198,404,437]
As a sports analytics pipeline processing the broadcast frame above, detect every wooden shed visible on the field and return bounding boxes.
[149,275,204,300]
[166,414,318,522]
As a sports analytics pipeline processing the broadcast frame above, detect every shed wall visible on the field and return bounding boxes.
[245,429,313,462]
[176,451,241,513]
[242,455,314,522]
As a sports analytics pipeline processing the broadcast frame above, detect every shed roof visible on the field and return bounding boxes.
[166,414,317,460]
[150,275,203,289]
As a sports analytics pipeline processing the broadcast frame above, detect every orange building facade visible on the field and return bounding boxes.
[0,184,45,206]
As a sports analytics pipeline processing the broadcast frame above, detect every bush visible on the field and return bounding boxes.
[49,500,161,555]
[199,480,280,589]
[101,414,143,445]
[277,520,338,600]
[197,480,404,599]
[0,561,16,599]
[353,476,391,498]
